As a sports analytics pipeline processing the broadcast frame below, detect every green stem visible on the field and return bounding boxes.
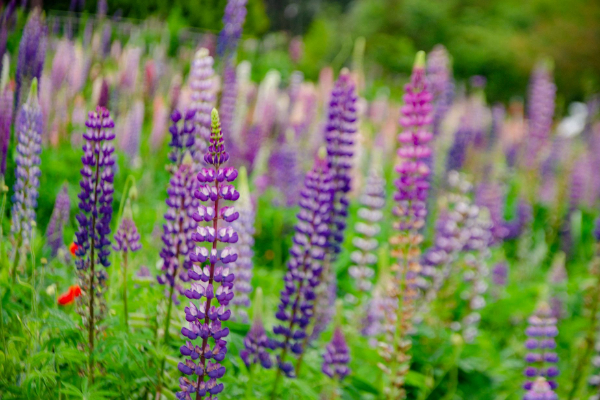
[271,368,283,400]
[245,365,254,399]
[11,237,22,283]
[123,251,129,329]
[0,186,7,272]
[164,284,175,345]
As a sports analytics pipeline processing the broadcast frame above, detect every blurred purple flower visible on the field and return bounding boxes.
[523,303,559,392]
[322,327,350,381]
[188,48,216,158]
[525,62,555,169]
[16,8,47,110]
[46,184,70,256]
[0,55,13,178]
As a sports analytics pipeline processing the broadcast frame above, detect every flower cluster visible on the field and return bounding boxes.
[382,52,433,399]
[177,109,239,400]
[113,216,142,254]
[10,80,43,255]
[525,61,556,169]
[524,377,558,400]
[322,327,351,381]
[46,183,71,256]
[188,48,216,157]
[419,171,477,312]
[74,107,116,365]
[427,44,454,138]
[217,0,248,59]
[349,158,385,293]
[16,8,47,108]
[524,303,559,393]
[240,317,273,369]
[272,156,334,377]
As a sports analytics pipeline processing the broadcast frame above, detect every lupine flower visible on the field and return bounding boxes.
[289,36,304,65]
[176,109,239,399]
[50,39,74,93]
[231,61,252,143]
[349,155,385,293]
[446,117,471,172]
[229,167,255,322]
[46,184,70,256]
[15,8,47,109]
[241,318,274,369]
[113,214,142,254]
[524,303,559,392]
[118,46,141,92]
[427,44,454,138]
[492,262,508,286]
[10,79,43,256]
[118,100,144,161]
[419,171,477,312]
[325,70,358,255]
[525,61,556,170]
[475,181,508,243]
[272,155,334,378]
[188,48,216,157]
[0,1,17,74]
[150,96,169,151]
[503,199,532,240]
[240,287,273,368]
[524,377,558,400]
[0,53,13,178]
[548,252,567,320]
[381,52,433,399]
[157,112,198,304]
[269,132,300,207]
[74,107,116,378]
[217,0,248,59]
[322,327,350,381]
[218,0,248,143]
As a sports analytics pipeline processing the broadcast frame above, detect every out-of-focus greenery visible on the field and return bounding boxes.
[43,0,599,103]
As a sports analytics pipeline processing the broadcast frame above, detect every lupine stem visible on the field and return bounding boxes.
[123,252,128,328]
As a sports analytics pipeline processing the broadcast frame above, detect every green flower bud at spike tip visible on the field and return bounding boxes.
[1,54,8,91]
[414,51,426,70]
[181,150,193,166]
[27,78,39,106]
[211,108,221,138]
[123,199,134,221]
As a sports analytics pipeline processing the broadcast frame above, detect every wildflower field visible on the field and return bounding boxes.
[1,1,600,399]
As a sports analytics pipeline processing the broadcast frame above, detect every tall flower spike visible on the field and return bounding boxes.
[218,0,248,141]
[10,79,43,260]
[16,8,47,109]
[177,109,239,400]
[188,48,216,158]
[0,53,13,178]
[525,61,556,170]
[229,166,255,322]
[322,327,351,381]
[382,51,433,399]
[74,106,116,380]
[524,303,559,393]
[271,155,334,380]
[427,44,454,138]
[349,151,385,292]
[46,183,70,257]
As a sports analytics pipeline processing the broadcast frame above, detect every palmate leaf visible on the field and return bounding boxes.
[60,379,119,400]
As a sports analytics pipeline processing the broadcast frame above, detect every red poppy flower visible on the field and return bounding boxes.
[69,242,79,256]
[58,285,82,306]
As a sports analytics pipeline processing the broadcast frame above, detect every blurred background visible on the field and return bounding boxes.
[35,0,600,107]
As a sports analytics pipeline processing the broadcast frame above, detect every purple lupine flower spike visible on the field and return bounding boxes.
[0,54,13,178]
[525,61,556,170]
[349,152,385,292]
[74,106,116,378]
[524,303,559,392]
[524,377,558,400]
[188,48,216,158]
[309,70,358,343]
[492,262,508,286]
[218,0,248,142]
[272,154,334,378]
[157,112,198,304]
[322,327,350,381]
[118,100,144,161]
[177,109,238,400]
[381,52,433,399]
[217,0,248,59]
[16,8,47,109]
[427,44,454,138]
[240,288,273,369]
[10,79,42,256]
[229,166,255,322]
[45,184,70,256]
[113,213,142,253]
[325,69,358,255]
